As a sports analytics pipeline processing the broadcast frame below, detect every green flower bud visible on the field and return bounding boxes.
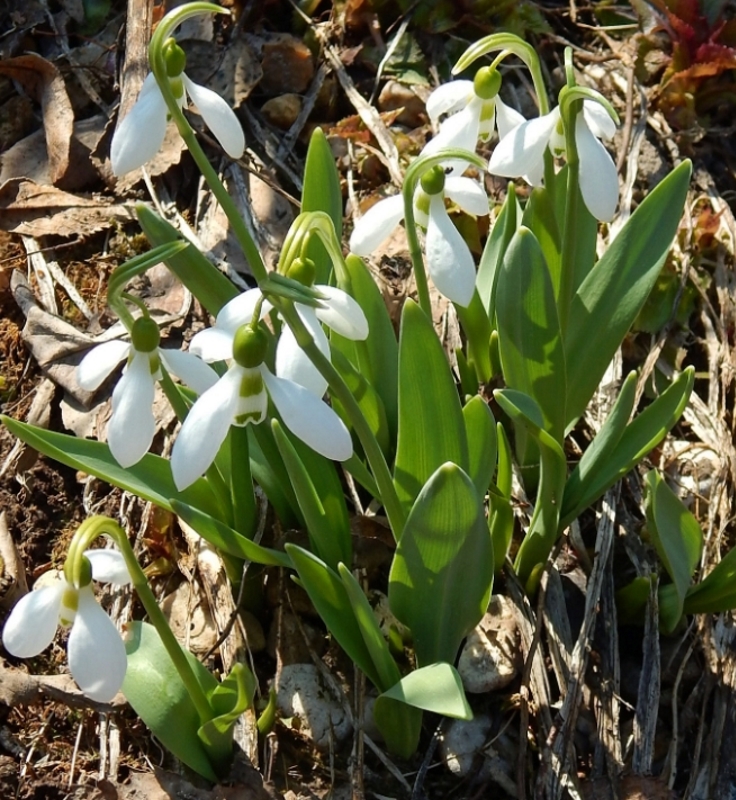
[130,317,161,353]
[163,38,186,78]
[232,326,268,368]
[473,67,502,100]
[420,165,446,196]
[286,257,316,287]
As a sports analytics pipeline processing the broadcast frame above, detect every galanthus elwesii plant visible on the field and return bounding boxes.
[6,0,735,784]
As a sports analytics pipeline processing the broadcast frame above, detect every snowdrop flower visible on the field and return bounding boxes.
[78,317,218,468]
[350,166,488,307]
[111,38,245,176]
[3,549,131,702]
[422,67,525,165]
[171,326,353,490]
[190,265,369,398]
[489,99,618,222]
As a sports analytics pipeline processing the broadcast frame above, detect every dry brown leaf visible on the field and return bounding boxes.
[0,178,133,237]
[0,54,82,189]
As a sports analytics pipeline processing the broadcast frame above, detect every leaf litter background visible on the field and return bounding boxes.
[0,0,736,798]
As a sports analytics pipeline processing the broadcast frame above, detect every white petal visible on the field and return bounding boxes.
[107,350,156,468]
[582,99,616,140]
[183,75,245,159]
[349,194,405,256]
[216,288,268,333]
[67,587,127,702]
[85,550,131,586]
[494,96,526,141]
[159,348,219,394]
[262,370,353,461]
[313,285,369,340]
[425,196,476,307]
[2,583,64,658]
[189,327,235,362]
[111,74,168,176]
[444,176,489,217]
[488,110,559,182]
[275,307,329,397]
[425,80,474,127]
[77,340,130,391]
[576,114,619,222]
[171,367,242,490]
[421,102,480,168]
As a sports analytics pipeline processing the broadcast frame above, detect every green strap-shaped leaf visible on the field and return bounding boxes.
[476,182,519,319]
[560,367,694,529]
[645,470,703,633]
[2,417,221,518]
[272,420,351,570]
[684,546,736,615]
[494,390,567,585]
[388,463,493,666]
[371,695,423,760]
[490,423,514,572]
[249,424,301,527]
[564,160,692,425]
[123,621,220,782]
[394,300,468,511]
[136,204,238,316]
[455,291,493,383]
[285,544,383,689]
[496,226,567,441]
[520,185,562,292]
[377,663,472,719]
[462,395,497,497]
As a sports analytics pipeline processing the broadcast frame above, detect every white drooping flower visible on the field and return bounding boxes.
[488,99,619,222]
[349,167,488,307]
[110,40,245,176]
[422,68,525,165]
[77,318,218,468]
[171,326,353,491]
[3,550,131,702]
[190,280,369,398]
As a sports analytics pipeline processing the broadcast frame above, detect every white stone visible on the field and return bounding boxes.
[441,715,492,776]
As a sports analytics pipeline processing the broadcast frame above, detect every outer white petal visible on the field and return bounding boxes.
[85,550,131,586]
[488,110,559,182]
[313,285,369,340]
[216,288,268,333]
[425,80,474,127]
[77,340,130,391]
[444,176,489,217]
[425,196,476,307]
[262,370,353,461]
[183,75,245,159]
[2,583,64,658]
[67,587,127,702]
[111,74,168,176]
[189,327,235,362]
[494,96,526,141]
[275,306,329,397]
[421,102,480,166]
[349,194,405,256]
[582,99,616,140]
[576,114,619,222]
[159,348,219,394]
[107,350,156,468]
[171,367,242,490]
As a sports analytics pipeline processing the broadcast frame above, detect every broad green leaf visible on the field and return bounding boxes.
[388,463,493,666]
[198,663,255,763]
[455,291,493,383]
[123,621,219,781]
[560,367,694,529]
[521,185,561,291]
[249,425,301,527]
[494,390,567,585]
[394,300,468,511]
[337,563,402,692]
[462,395,497,497]
[378,663,472,719]
[616,576,654,624]
[684,546,736,614]
[371,696,422,760]
[490,423,514,571]
[477,183,519,319]
[285,544,383,689]
[136,204,238,316]
[1,417,220,518]
[565,160,692,424]
[272,420,351,570]
[171,500,292,568]
[645,470,703,632]
[302,128,342,285]
[496,226,567,440]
